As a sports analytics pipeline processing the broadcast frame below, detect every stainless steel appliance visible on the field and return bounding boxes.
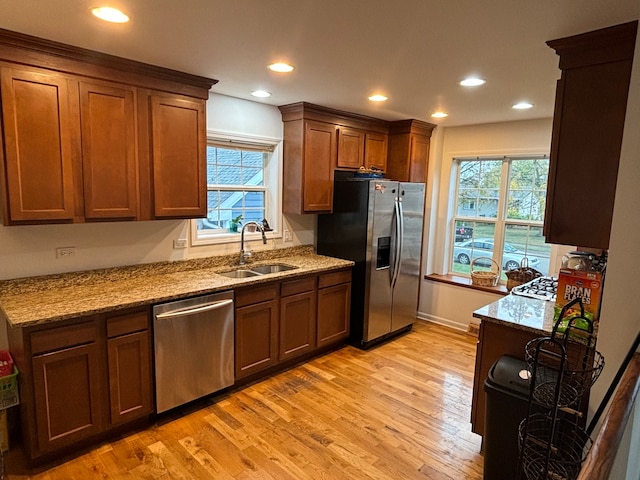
[317,172,425,348]
[153,291,234,413]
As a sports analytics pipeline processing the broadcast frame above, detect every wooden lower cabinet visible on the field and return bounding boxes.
[32,334,103,453]
[9,307,153,463]
[235,285,279,379]
[234,269,352,382]
[106,310,153,426]
[280,276,317,361]
[317,270,351,347]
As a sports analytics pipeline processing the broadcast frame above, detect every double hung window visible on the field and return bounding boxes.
[191,135,279,245]
[450,156,551,279]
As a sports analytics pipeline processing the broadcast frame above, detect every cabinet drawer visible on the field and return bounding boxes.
[281,276,316,297]
[235,284,279,308]
[31,320,98,355]
[106,309,150,338]
[318,269,351,289]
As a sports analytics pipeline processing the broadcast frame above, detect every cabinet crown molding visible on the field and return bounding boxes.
[388,119,436,137]
[0,28,217,97]
[279,102,389,134]
[547,21,638,70]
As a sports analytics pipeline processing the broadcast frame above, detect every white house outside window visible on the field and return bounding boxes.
[191,135,280,245]
[450,156,551,279]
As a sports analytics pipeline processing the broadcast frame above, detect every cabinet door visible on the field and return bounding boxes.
[235,299,279,379]
[543,22,636,249]
[543,61,632,248]
[317,283,351,347]
[337,127,364,168]
[364,133,388,172]
[80,81,138,219]
[303,120,336,212]
[32,342,103,452]
[149,94,206,218]
[0,67,75,222]
[280,291,316,361]
[107,330,152,425]
[408,134,430,183]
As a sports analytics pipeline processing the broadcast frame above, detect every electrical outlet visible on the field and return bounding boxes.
[173,238,187,249]
[56,247,76,259]
[284,230,293,242]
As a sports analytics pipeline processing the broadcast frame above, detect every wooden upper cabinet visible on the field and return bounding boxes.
[337,128,388,171]
[0,67,75,222]
[303,120,337,212]
[0,28,216,225]
[337,127,364,169]
[543,21,637,249]
[149,95,207,218]
[279,102,391,214]
[386,119,435,183]
[80,81,138,219]
[364,132,387,171]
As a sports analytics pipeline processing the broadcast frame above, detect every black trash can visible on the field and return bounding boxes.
[483,355,532,480]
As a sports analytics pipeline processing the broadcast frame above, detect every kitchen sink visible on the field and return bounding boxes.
[218,269,262,278]
[218,263,298,279]
[250,263,298,274]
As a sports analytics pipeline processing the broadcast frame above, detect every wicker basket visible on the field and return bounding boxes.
[470,257,500,287]
[505,257,542,291]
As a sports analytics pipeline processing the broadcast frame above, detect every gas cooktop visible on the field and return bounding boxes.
[511,276,558,301]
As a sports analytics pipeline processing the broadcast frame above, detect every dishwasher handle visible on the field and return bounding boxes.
[155,298,234,320]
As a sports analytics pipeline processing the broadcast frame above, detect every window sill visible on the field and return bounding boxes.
[424,273,509,296]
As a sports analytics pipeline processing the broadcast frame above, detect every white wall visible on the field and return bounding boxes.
[418,118,555,330]
[588,28,640,479]
[0,93,314,281]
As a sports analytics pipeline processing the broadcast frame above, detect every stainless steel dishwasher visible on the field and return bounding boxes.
[153,290,234,413]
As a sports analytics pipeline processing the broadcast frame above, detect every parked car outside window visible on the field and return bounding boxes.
[453,238,540,271]
[455,225,474,242]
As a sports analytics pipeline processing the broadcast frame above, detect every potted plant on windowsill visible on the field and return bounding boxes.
[229,215,243,233]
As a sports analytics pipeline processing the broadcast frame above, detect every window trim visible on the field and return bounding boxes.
[190,130,282,247]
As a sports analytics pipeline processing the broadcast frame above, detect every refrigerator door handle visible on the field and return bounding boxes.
[391,197,404,288]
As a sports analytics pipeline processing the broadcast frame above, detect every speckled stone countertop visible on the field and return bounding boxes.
[0,245,353,328]
[473,294,556,335]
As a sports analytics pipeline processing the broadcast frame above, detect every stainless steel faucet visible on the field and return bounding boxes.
[239,221,267,265]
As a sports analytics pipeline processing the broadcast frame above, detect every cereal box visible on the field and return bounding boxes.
[553,268,604,330]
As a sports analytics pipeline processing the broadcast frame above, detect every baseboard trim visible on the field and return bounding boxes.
[416,312,468,332]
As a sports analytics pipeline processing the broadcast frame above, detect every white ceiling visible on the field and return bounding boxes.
[1,0,638,126]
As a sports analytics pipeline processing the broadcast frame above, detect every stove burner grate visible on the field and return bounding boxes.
[511,276,558,301]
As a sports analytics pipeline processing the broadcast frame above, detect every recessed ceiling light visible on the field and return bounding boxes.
[512,102,534,110]
[268,63,294,73]
[251,90,271,98]
[460,77,486,87]
[431,111,449,118]
[91,6,129,23]
[368,94,388,102]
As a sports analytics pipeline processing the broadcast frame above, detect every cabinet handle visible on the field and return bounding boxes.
[155,299,233,320]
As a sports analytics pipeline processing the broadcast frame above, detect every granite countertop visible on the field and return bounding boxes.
[473,294,556,335]
[0,245,353,328]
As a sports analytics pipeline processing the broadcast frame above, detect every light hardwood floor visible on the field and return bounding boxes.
[6,321,484,479]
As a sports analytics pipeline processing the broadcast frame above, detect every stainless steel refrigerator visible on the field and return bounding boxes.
[317,172,425,348]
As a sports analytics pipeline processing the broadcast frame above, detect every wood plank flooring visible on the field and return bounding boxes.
[5,321,484,479]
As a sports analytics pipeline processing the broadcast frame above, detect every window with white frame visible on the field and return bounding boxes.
[450,156,551,280]
[191,134,280,245]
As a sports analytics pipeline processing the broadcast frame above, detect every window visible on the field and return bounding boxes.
[450,156,551,279]
[191,134,280,245]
